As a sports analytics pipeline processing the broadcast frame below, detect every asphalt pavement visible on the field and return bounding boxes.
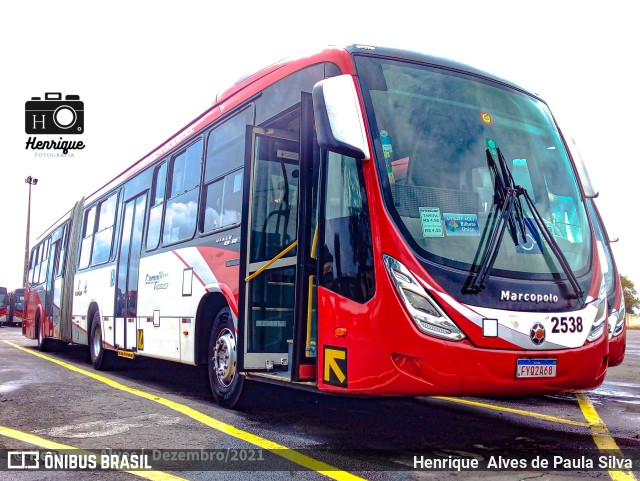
[1,325,638,480]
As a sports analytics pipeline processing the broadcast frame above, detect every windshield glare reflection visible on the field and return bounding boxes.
[356,56,590,277]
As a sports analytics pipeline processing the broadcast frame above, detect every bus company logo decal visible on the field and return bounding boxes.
[500,290,559,304]
[530,323,546,345]
[24,92,86,156]
[145,271,169,290]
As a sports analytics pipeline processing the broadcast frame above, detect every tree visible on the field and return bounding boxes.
[620,275,640,314]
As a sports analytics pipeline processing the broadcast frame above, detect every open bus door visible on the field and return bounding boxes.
[239,93,318,383]
[44,224,66,337]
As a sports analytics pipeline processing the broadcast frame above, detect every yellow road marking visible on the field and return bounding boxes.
[433,396,591,427]
[0,425,185,481]
[3,340,364,481]
[576,393,637,481]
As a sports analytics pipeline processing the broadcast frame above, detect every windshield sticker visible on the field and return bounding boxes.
[380,129,396,183]
[516,218,543,254]
[419,207,444,237]
[481,111,493,125]
[391,156,409,183]
[486,138,498,156]
[443,213,480,236]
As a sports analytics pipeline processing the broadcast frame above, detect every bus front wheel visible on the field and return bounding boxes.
[208,307,244,408]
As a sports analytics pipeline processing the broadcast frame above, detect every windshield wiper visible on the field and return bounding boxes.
[492,148,528,245]
[464,148,525,293]
[464,148,584,301]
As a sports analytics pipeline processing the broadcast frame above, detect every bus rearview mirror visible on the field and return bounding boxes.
[312,75,370,161]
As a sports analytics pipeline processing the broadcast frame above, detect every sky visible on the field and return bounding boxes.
[1,0,638,294]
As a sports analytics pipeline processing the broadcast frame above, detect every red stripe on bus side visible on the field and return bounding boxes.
[171,250,206,288]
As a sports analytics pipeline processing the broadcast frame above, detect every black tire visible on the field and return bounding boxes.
[89,311,115,370]
[37,318,49,352]
[208,307,245,408]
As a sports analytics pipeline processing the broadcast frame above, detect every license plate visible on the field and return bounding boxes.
[516,359,557,378]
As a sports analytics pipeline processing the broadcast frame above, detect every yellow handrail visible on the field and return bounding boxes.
[311,225,319,260]
[305,275,315,354]
[244,240,298,283]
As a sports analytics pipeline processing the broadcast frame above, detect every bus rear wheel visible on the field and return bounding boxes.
[37,319,49,352]
[208,307,244,408]
[89,312,115,370]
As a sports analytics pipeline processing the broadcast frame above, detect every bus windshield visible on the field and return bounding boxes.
[356,56,590,279]
[14,290,24,311]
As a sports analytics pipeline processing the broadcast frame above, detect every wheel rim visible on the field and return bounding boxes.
[213,328,237,388]
[92,325,102,358]
[38,322,43,344]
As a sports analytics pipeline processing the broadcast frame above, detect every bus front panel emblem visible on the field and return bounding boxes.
[530,323,546,345]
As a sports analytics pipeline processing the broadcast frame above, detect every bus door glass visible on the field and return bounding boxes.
[115,193,147,351]
[46,225,66,328]
[243,127,300,370]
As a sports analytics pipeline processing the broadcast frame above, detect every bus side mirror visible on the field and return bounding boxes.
[312,75,370,161]
[607,228,619,243]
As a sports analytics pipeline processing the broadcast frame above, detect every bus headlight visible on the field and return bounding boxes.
[609,295,626,338]
[383,254,465,341]
[587,278,607,342]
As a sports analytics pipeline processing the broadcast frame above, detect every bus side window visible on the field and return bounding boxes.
[147,161,167,250]
[163,139,203,245]
[28,245,39,285]
[320,153,375,303]
[38,238,51,285]
[78,206,97,269]
[56,224,68,278]
[202,106,253,233]
[31,245,40,284]
[91,192,118,265]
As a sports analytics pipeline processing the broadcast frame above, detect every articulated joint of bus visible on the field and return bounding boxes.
[383,254,465,341]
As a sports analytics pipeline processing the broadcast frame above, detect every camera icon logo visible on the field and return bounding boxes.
[25,92,84,134]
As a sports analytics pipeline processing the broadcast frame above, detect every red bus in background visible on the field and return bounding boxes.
[586,199,626,366]
[567,135,627,368]
[23,45,616,407]
[8,289,25,326]
[0,287,7,326]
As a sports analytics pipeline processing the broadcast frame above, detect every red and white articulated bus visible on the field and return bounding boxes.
[24,45,614,407]
[566,135,627,368]
[0,287,8,326]
[586,199,626,367]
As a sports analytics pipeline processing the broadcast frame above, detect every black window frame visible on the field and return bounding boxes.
[201,105,255,235]
[78,204,98,270]
[146,161,168,252]
[90,191,119,266]
[37,237,51,285]
[161,137,204,247]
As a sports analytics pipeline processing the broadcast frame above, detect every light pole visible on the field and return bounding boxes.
[23,175,38,287]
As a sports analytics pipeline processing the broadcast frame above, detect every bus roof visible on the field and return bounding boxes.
[82,46,352,206]
[80,44,538,207]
